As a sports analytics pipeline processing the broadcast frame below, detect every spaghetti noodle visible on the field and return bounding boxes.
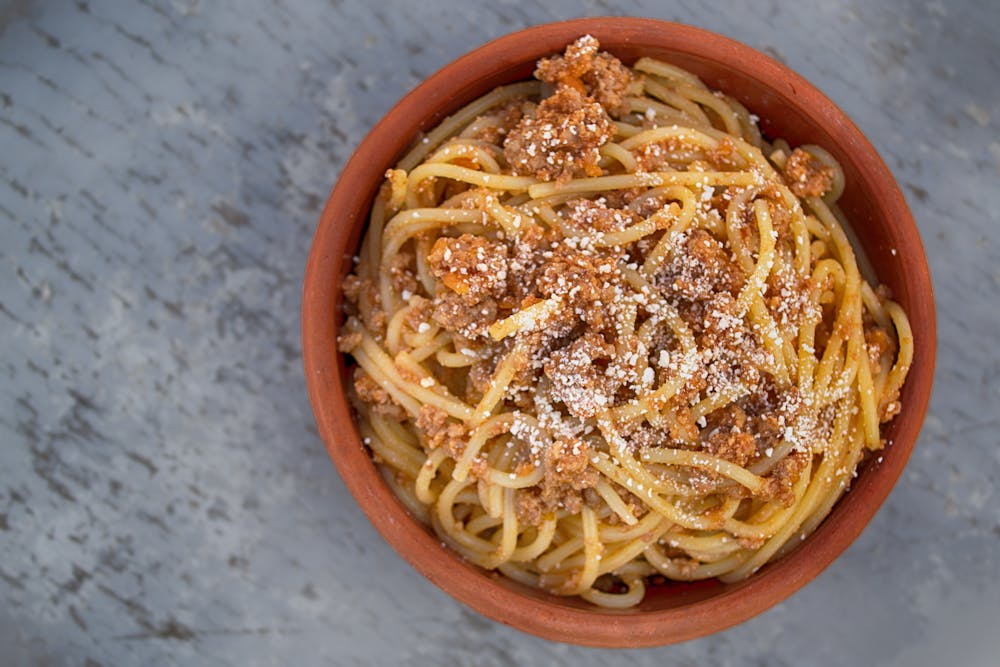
[337,36,912,607]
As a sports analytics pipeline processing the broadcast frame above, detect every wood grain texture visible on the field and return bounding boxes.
[1,0,997,665]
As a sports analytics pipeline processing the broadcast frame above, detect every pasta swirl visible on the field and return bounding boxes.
[337,36,912,607]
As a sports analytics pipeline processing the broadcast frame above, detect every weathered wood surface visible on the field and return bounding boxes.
[1,1,998,665]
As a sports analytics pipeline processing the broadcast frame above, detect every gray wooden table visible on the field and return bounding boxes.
[2,1,998,665]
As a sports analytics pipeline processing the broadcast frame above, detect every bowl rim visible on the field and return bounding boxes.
[302,17,936,647]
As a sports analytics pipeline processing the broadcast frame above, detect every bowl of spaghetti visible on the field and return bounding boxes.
[302,18,935,646]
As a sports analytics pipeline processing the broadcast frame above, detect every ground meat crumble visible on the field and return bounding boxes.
[543,333,615,419]
[431,289,498,339]
[503,83,614,182]
[353,369,405,421]
[427,234,509,304]
[564,198,640,233]
[534,34,636,116]
[415,404,467,458]
[516,437,599,525]
[783,147,834,198]
[470,98,528,144]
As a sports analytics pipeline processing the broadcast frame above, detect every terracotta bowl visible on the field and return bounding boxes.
[302,18,936,647]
